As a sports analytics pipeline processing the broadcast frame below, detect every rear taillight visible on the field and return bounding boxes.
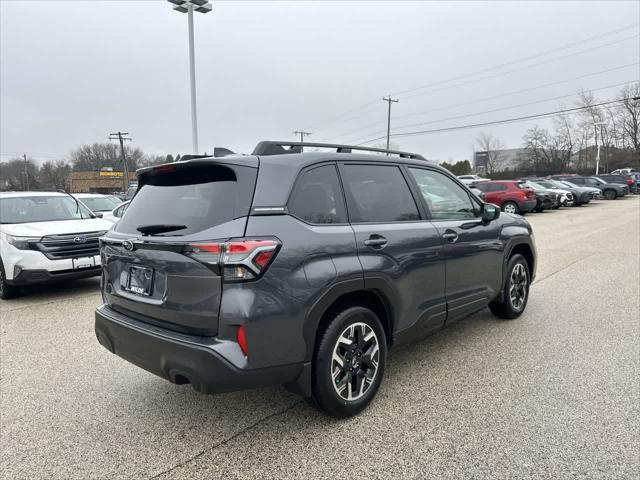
[626,179,633,185]
[185,238,280,282]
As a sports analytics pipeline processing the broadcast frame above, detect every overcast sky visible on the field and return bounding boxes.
[1,0,639,163]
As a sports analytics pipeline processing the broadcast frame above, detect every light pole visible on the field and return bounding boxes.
[593,121,607,175]
[168,0,212,154]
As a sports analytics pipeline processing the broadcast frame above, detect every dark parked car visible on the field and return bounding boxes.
[534,179,591,206]
[554,176,628,200]
[522,181,560,211]
[598,174,637,194]
[473,180,537,214]
[94,141,537,417]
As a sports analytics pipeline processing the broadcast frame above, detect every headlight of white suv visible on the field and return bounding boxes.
[6,235,41,250]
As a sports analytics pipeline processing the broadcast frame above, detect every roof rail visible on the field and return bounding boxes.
[251,141,426,160]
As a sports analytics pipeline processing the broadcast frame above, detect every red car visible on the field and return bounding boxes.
[473,180,537,214]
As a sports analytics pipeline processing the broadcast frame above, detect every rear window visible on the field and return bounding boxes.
[115,164,255,235]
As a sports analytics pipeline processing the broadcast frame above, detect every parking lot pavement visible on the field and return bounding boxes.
[1,196,638,479]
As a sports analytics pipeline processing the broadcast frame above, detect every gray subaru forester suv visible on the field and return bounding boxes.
[95,141,536,417]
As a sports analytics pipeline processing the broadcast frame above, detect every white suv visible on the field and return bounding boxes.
[73,193,122,222]
[0,192,114,299]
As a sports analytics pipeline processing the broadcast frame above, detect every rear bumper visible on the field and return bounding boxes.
[7,266,101,286]
[94,304,302,394]
[519,199,537,213]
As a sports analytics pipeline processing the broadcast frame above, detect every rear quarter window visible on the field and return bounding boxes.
[289,164,347,224]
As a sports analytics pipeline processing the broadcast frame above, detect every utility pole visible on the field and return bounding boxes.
[382,96,399,154]
[593,121,606,175]
[293,130,312,145]
[23,154,29,191]
[109,132,132,192]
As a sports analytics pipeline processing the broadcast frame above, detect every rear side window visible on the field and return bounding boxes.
[115,164,255,235]
[289,164,347,224]
[340,164,419,223]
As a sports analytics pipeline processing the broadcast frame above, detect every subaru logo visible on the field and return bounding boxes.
[123,240,134,251]
[73,236,87,244]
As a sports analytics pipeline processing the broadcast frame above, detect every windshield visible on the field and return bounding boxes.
[560,181,578,188]
[0,196,94,224]
[538,181,560,189]
[525,181,544,190]
[78,196,120,212]
[592,177,606,183]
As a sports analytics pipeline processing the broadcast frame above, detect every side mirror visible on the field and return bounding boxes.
[482,203,500,222]
[94,212,104,218]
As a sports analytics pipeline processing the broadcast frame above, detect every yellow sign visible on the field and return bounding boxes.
[99,171,123,178]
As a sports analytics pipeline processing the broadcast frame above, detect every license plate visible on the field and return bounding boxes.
[126,266,154,296]
[72,256,95,269]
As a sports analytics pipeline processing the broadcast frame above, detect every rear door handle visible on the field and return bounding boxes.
[442,230,458,243]
[364,235,388,248]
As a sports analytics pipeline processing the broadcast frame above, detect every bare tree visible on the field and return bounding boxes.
[69,143,145,172]
[617,83,640,157]
[476,132,506,174]
[39,160,71,190]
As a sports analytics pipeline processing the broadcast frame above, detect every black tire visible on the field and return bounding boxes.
[489,254,530,320]
[310,306,387,418]
[502,201,519,214]
[0,258,20,300]
[603,189,617,200]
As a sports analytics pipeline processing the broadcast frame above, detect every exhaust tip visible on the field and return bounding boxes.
[169,371,191,385]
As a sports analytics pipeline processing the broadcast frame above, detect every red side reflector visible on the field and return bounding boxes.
[237,325,248,356]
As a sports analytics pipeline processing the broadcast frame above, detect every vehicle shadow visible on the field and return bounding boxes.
[130,308,500,429]
[1,276,101,308]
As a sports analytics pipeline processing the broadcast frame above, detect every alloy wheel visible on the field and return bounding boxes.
[331,322,380,401]
[503,203,517,214]
[509,263,528,311]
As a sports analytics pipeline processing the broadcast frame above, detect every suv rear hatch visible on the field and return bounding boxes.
[101,160,257,336]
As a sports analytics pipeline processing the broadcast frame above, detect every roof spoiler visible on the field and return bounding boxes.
[252,141,426,160]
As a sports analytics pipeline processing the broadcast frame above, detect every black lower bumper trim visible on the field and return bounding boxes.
[95,304,302,394]
[8,267,101,286]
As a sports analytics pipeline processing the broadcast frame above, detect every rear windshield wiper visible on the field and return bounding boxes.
[136,224,187,236]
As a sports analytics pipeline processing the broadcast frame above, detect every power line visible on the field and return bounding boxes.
[309,24,639,135]
[401,34,640,102]
[347,80,638,144]
[392,24,640,97]
[329,62,640,143]
[354,97,638,145]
